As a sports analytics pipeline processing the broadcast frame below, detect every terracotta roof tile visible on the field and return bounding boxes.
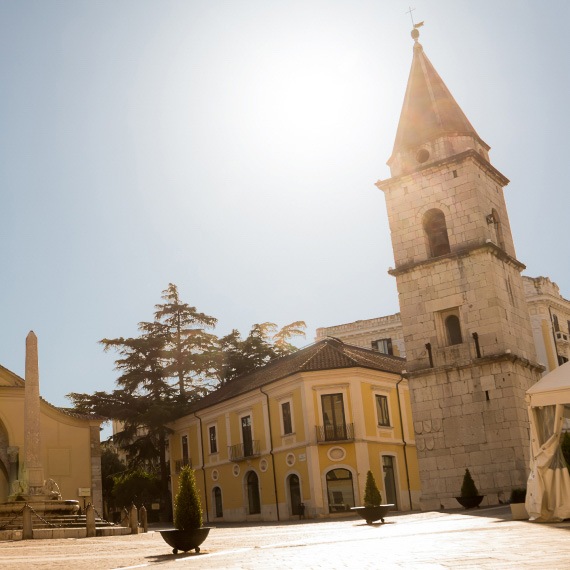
[188,338,404,413]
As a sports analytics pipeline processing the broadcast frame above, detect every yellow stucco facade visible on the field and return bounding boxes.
[0,365,103,511]
[169,339,420,522]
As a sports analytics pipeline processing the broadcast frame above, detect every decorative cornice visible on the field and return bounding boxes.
[388,240,525,277]
[404,351,544,380]
[377,149,509,191]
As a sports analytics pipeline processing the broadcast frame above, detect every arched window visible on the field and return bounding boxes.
[212,486,223,518]
[246,471,261,515]
[423,209,451,258]
[445,314,463,345]
[326,468,355,513]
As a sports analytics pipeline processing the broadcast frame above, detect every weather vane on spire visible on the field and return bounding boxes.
[406,6,424,41]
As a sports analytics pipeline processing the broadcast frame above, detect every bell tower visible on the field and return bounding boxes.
[377,27,542,509]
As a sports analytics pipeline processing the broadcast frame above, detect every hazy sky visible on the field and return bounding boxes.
[1,0,569,418]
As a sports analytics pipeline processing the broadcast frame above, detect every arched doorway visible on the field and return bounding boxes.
[326,468,355,513]
[212,486,223,518]
[288,474,302,516]
[246,471,261,515]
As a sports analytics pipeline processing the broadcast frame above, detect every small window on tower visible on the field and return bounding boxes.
[423,209,451,258]
[416,148,430,163]
[437,308,463,347]
[445,315,463,345]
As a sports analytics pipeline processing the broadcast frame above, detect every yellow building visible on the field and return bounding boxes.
[0,363,103,511]
[169,338,420,522]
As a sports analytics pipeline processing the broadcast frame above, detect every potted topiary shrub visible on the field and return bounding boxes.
[351,470,394,524]
[160,466,211,554]
[455,468,484,509]
[509,488,528,520]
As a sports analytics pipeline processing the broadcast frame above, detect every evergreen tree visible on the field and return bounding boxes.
[69,327,184,519]
[174,466,203,530]
[141,283,218,398]
[101,446,125,516]
[217,321,306,384]
[460,468,479,498]
[363,470,382,507]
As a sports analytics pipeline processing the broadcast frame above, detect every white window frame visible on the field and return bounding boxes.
[374,393,391,428]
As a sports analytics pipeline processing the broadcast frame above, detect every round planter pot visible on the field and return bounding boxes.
[455,495,484,509]
[350,504,394,524]
[159,527,211,554]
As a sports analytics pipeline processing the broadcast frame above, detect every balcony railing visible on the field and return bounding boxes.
[228,440,261,462]
[174,458,192,473]
[316,423,354,443]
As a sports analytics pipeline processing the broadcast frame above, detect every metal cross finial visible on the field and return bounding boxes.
[406,6,416,27]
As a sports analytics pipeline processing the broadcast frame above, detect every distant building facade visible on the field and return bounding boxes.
[168,338,420,522]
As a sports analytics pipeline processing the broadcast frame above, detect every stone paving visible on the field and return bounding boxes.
[1,506,570,569]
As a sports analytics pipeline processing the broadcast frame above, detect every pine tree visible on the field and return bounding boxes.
[174,466,203,530]
[460,469,479,498]
[142,283,218,398]
[363,470,382,507]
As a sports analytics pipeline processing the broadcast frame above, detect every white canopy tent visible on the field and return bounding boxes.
[526,361,570,522]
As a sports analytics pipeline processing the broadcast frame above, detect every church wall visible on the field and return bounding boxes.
[0,387,100,510]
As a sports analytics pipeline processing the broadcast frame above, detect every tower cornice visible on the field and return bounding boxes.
[388,240,526,277]
[403,351,545,381]
[376,149,509,192]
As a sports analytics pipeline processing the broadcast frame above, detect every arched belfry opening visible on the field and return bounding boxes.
[423,209,450,258]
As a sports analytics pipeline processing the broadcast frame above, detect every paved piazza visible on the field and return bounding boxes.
[1,506,570,569]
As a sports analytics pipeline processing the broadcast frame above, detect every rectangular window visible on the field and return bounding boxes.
[209,426,218,454]
[376,395,390,427]
[241,415,253,457]
[281,402,293,435]
[321,393,346,440]
[181,435,189,462]
[372,338,393,355]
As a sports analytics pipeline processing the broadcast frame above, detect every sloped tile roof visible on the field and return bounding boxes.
[188,337,405,413]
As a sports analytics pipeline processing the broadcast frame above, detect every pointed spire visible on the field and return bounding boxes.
[388,27,489,175]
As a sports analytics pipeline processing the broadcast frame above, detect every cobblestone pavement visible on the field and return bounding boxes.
[1,506,570,569]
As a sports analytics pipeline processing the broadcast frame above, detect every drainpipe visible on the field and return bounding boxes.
[396,375,413,510]
[260,387,280,521]
[194,412,210,524]
[472,332,481,358]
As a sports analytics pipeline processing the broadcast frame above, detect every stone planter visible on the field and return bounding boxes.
[455,495,484,509]
[510,502,528,520]
[159,527,211,554]
[350,504,394,524]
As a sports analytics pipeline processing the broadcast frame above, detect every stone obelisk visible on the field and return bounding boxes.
[24,331,45,498]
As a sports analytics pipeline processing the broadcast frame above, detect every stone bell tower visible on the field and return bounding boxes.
[376,27,543,510]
